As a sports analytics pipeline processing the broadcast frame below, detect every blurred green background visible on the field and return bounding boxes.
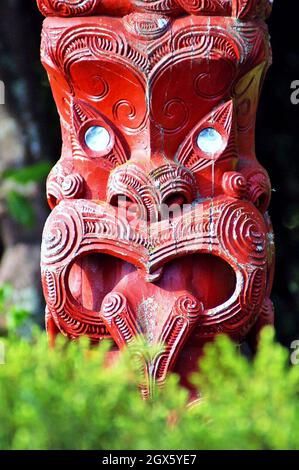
[0,0,297,345]
[1,328,299,450]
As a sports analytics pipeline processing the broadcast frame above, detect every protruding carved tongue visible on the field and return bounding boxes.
[101,291,204,398]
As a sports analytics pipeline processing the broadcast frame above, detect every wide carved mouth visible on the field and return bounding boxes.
[42,196,270,392]
[68,252,236,316]
[42,197,270,352]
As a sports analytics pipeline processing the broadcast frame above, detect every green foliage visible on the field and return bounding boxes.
[2,162,52,185]
[190,330,299,450]
[0,283,31,335]
[5,191,36,228]
[0,162,51,228]
[0,327,298,450]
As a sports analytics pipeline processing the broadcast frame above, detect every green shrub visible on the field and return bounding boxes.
[0,284,32,336]
[0,327,298,450]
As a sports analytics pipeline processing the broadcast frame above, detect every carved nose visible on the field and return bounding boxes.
[107,164,160,222]
[107,163,197,222]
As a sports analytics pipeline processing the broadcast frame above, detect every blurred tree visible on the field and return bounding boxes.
[0,0,60,326]
[257,0,299,345]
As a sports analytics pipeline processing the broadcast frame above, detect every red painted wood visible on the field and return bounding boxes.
[38,0,275,396]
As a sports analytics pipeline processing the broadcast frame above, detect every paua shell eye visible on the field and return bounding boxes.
[196,127,223,154]
[85,126,111,152]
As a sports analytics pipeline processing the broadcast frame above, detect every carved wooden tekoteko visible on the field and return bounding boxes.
[37,0,275,394]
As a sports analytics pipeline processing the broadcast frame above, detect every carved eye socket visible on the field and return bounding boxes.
[85,126,111,152]
[196,127,223,154]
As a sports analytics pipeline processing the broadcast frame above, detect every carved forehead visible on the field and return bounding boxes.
[37,0,273,20]
[41,15,270,123]
[41,15,270,159]
[42,14,269,76]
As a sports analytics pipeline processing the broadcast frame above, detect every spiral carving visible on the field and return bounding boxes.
[37,0,99,16]
[78,74,110,101]
[177,0,230,15]
[160,98,189,134]
[218,202,267,267]
[41,206,82,266]
[61,174,85,199]
[193,58,236,100]
[113,99,146,134]
[246,171,271,213]
[222,171,247,199]
[102,292,127,319]
[174,294,203,320]
[47,173,84,208]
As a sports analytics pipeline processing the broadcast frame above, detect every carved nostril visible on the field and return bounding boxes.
[110,194,146,222]
[107,165,160,222]
[47,194,59,210]
[163,193,188,209]
[160,193,189,221]
[150,164,197,216]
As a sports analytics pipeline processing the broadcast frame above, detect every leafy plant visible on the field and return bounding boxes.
[0,162,51,228]
[0,283,31,335]
[0,327,298,450]
[5,191,36,228]
[2,162,52,185]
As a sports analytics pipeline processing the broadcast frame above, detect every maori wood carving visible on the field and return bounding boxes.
[37,0,275,395]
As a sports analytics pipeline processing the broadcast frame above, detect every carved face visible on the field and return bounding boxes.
[40,7,275,393]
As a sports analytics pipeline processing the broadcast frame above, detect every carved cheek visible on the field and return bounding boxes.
[69,60,148,143]
[150,58,237,159]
